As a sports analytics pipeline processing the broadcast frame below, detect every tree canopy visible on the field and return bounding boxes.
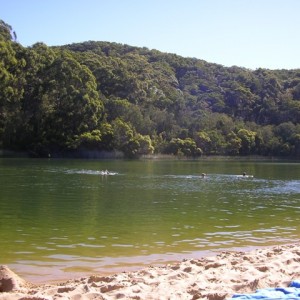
[1,20,300,158]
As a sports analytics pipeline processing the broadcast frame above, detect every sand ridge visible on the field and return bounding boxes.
[1,243,300,299]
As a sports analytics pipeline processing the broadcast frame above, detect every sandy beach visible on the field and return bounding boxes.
[1,243,300,299]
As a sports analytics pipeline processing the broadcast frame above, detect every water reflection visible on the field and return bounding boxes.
[1,158,300,282]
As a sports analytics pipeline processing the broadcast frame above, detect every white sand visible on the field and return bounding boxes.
[1,243,300,299]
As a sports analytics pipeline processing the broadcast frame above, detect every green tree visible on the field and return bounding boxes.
[0,20,14,41]
[112,118,139,157]
[225,132,242,155]
[98,122,114,150]
[291,133,300,157]
[0,24,25,148]
[73,130,102,150]
[135,134,154,156]
[20,43,56,150]
[195,131,211,154]
[237,129,257,155]
[23,51,104,154]
[165,138,202,157]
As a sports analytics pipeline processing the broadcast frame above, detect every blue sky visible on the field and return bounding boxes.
[1,0,299,70]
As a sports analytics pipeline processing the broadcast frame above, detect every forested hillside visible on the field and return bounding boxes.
[1,20,300,158]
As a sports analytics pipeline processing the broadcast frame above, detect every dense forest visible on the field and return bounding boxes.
[1,20,300,158]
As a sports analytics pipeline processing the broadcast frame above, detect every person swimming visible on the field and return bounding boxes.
[241,172,254,178]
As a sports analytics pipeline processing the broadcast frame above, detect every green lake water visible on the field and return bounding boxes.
[1,158,300,283]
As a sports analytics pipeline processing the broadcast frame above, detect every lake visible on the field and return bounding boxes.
[1,157,300,283]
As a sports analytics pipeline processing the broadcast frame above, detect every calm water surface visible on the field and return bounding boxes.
[1,158,300,282]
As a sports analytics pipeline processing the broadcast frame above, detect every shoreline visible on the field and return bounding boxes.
[5,245,277,285]
[1,243,300,300]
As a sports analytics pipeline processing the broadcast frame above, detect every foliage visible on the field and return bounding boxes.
[164,138,202,157]
[1,19,300,158]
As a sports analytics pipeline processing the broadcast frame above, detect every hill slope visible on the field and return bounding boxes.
[1,20,300,157]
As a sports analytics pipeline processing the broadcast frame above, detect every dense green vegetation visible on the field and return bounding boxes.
[1,20,300,158]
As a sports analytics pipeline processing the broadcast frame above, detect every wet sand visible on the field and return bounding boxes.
[1,243,300,299]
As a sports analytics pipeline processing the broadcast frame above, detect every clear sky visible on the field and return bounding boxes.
[1,0,299,70]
